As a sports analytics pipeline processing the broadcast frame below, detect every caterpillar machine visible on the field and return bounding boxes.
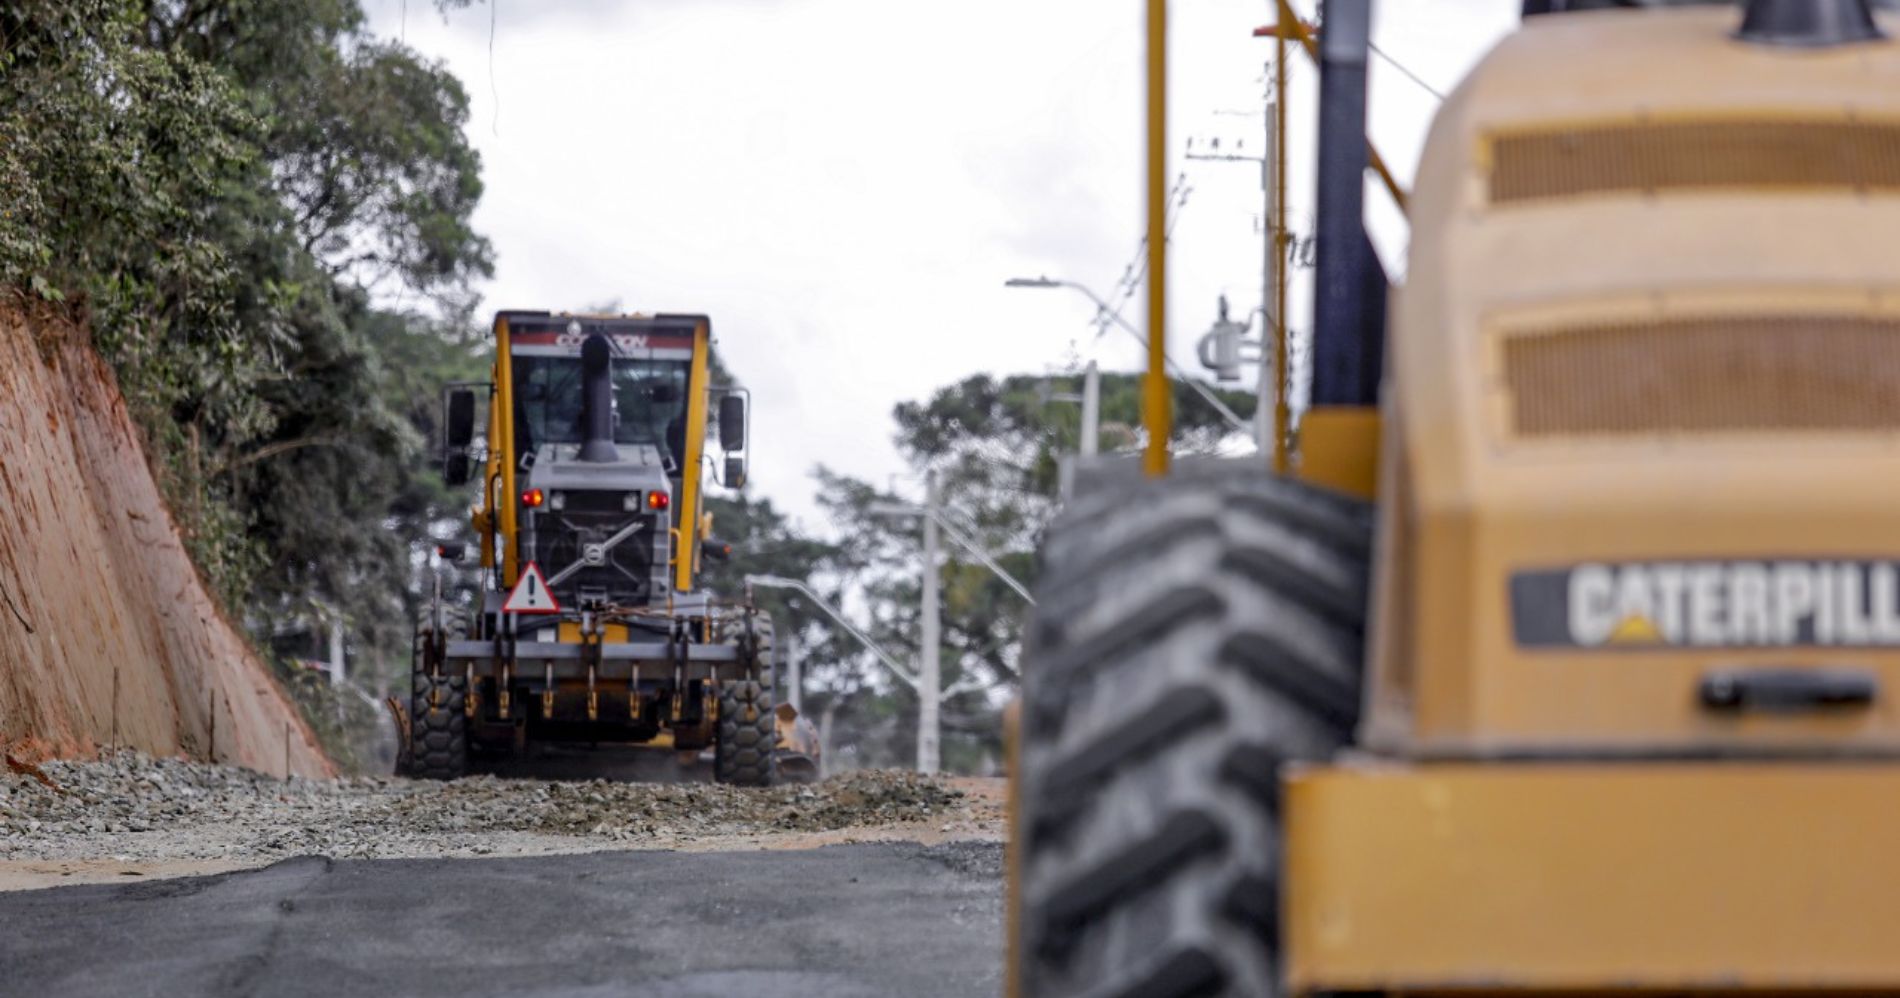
[407,310,811,785]
[1011,0,1900,995]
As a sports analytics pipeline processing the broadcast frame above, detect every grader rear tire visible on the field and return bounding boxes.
[406,606,469,781]
[1014,467,1372,998]
[715,617,778,787]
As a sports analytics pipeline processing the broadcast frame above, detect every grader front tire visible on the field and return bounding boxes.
[715,618,778,787]
[407,670,468,781]
[405,606,470,781]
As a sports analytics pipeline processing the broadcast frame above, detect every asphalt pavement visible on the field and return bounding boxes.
[0,841,1003,998]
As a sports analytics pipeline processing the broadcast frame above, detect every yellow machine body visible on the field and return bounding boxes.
[1290,7,1900,992]
[1363,8,1900,757]
[438,309,786,767]
[1286,761,1900,993]
[477,311,716,597]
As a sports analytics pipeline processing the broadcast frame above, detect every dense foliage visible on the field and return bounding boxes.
[1,0,491,723]
[706,371,1257,773]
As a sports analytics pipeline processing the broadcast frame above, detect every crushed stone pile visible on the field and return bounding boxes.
[0,752,992,868]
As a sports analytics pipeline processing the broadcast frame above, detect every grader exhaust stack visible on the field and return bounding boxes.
[576,333,619,464]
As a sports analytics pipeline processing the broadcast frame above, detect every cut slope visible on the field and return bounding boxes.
[0,303,331,778]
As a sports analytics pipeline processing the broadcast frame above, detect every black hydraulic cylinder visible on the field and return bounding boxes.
[578,332,619,463]
[1311,0,1387,408]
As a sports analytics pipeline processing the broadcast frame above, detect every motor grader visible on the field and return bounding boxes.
[1012,0,1900,994]
[407,310,812,785]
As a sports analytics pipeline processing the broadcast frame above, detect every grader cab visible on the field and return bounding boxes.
[1012,0,1900,995]
[407,311,809,785]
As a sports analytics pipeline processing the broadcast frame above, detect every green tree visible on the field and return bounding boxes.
[723,369,1259,773]
[2,1,496,763]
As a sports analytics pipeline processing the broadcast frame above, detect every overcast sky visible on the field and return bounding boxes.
[365,0,1522,529]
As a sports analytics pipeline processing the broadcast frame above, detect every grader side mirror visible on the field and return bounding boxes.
[443,451,472,487]
[445,388,477,450]
[442,387,478,486]
[718,395,746,452]
[725,455,747,490]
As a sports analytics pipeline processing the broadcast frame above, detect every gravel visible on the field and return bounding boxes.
[0,752,995,867]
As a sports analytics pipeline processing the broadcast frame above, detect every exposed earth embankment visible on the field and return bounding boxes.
[0,304,329,778]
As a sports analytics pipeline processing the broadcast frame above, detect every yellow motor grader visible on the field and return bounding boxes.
[1011,0,1900,994]
[408,311,813,784]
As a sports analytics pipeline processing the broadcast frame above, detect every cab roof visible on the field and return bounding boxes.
[494,311,709,339]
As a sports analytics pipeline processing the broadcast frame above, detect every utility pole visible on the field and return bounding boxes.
[783,628,802,715]
[1259,98,1282,463]
[328,618,346,686]
[1046,360,1100,501]
[1081,360,1101,459]
[1268,9,1293,473]
[1185,87,1283,459]
[862,470,1038,774]
[918,473,942,775]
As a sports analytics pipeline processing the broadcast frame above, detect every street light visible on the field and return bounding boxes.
[863,471,1034,774]
[1005,276,1254,439]
[870,500,1037,606]
[745,571,982,776]
[745,574,917,688]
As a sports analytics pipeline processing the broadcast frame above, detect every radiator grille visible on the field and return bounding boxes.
[1489,121,1900,204]
[1502,316,1900,437]
[527,510,666,604]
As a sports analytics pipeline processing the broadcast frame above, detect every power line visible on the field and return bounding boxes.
[1089,175,1192,341]
[1273,1,1446,102]
[1371,41,1446,102]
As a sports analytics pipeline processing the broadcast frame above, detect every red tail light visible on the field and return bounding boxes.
[522,488,544,508]
[647,491,670,511]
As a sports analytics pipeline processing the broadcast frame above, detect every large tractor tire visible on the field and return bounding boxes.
[716,616,778,787]
[1014,467,1373,998]
[406,605,469,781]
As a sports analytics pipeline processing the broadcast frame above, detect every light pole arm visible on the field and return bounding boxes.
[1053,281,1255,438]
[745,575,921,690]
[870,504,1037,606]
[931,516,1037,606]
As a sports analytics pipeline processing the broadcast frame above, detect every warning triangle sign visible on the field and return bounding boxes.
[504,562,562,615]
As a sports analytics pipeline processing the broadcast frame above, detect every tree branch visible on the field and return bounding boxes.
[216,434,355,474]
